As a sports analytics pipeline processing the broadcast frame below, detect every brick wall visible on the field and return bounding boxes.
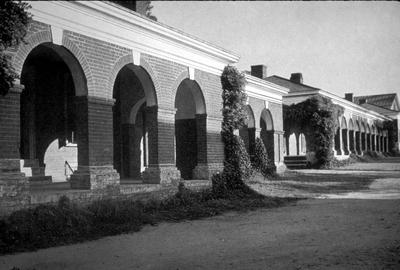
[0,89,21,159]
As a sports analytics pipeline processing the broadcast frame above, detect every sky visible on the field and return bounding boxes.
[152,1,400,98]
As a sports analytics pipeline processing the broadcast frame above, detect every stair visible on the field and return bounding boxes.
[284,155,310,169]
[20,159,53,184]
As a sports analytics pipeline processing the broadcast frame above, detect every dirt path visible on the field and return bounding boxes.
[1,199,399,270]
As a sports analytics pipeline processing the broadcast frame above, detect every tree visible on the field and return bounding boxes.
[0,0,31,95]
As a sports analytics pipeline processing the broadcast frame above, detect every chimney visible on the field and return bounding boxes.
[251,65,267,79]
[290,73,303,84]
[344,93,354,102]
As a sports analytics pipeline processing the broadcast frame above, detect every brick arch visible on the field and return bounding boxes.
[107,54,159,106]
[172,70,207,115]
[170,69,189,107]
[62,36,94,96]
[12,30,52,76]
[12,30,92,96]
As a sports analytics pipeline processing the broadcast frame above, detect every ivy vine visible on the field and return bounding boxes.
[283,95,344,167]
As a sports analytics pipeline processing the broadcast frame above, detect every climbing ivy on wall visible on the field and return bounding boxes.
[0,1,31,95]
[283,95,344,168]
[212,65,252,195]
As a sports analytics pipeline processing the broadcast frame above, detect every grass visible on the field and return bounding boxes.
[0,183,298,255]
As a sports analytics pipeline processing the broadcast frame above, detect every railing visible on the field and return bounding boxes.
[64,161,75,181]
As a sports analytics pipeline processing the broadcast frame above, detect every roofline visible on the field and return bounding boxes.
[28,1,240,77]
[285,89,392,121]
[103,1,240,61]
[267,75,321,91]
[245,74,290,95]
[361,103,400,119]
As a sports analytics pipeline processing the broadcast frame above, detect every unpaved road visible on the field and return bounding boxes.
[1,199,399,270]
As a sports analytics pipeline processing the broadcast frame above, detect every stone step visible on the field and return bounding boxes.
[284,155,307,161]
[28,176,52,185]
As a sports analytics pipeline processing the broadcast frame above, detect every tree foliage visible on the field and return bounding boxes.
[283,95,344,167]
[0,1,31,95]
[252,137,274,177]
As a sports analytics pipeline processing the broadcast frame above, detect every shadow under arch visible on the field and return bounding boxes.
[112,63,158,179]
[239,105,256,155]
[174,78,207,180]
[20,42,88,182]
[260,108,275,163]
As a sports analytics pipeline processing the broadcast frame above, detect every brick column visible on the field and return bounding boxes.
[193,115,224,180]
[70,96,119,190]
[0,85,30,215]
[142,106,181,184]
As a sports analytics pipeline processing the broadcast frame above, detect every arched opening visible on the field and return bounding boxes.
[288,133,296,156]
[239,105,256,156]
[112,64,157,180]
[260,109,275,162]
[299,133,307,155]
[174,79,206,180]
[341,116,349,155]
[20,43,86,183]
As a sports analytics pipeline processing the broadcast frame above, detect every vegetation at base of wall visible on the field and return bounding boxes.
[251,137,275,177]
[0,188,298,255]
[0,1,31,95]
[284,95,344,168]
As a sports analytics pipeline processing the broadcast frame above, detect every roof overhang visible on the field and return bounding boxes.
[245,74,289,104]
[27,1,240,76]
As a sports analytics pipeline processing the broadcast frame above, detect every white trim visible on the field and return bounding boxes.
[28,1,239,76]
[50,25,63,45]
[132,50,141,66]
[188,67,195,80]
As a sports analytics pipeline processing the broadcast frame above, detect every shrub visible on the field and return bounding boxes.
[252,137,275,177]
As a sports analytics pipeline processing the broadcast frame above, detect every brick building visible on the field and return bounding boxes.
[266,73,399,168]
[0,1,288,213]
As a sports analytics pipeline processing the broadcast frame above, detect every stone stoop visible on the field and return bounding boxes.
[0,159,30,216]
[284,155,310,169]
[20,159,52,185]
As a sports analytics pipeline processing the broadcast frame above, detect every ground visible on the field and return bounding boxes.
[1,157,399,270]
